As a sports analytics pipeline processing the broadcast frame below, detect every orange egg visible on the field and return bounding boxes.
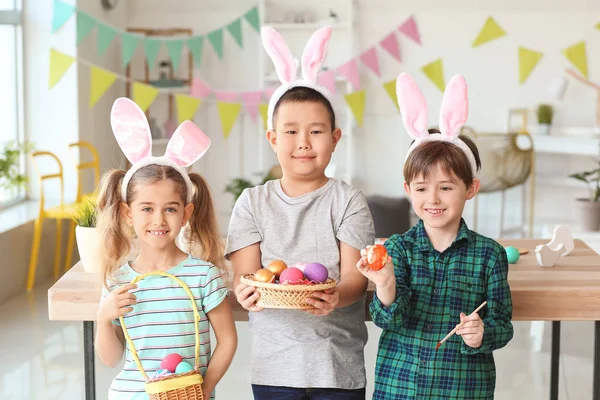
[267,260,288,278]
[254,268,275,283]
[367,244,388,271]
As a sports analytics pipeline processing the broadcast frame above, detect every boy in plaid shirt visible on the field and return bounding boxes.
[356,73,513,399]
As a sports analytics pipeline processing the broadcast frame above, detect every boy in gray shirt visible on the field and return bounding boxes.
[226,26,375,399]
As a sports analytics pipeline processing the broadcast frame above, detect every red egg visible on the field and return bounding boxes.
[279,267,304,284]
[367,245,388,271]
[160,353,182,373]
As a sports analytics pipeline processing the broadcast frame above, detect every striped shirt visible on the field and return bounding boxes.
[370,219,513,399]
[101,255,228,400]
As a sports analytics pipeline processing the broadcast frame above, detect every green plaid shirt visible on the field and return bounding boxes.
[370,219,513,399]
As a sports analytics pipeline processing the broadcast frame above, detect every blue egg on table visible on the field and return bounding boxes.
[505,246,520,264]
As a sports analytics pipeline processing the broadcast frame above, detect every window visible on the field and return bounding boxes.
[0,0,23,205]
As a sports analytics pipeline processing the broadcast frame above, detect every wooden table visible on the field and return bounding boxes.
[48,239,600,400]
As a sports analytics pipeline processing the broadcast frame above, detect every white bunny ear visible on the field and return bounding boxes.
[439,75,469,139]
[301,26,332,83]
[164,121,211,167]
[110,98,153,164]
[262,26,297,84]
[396,73,429,140]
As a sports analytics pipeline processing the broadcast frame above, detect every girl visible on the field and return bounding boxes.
[95,98,237,399]
[357,74,513,399]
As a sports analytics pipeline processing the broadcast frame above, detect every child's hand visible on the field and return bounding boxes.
[456,311,484,348]
[234,283,263,312]
[97,283,137,324]
[356,246,394,288]
[304,288,339,316]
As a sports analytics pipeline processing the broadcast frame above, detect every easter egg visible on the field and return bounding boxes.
[267,260,288,278]
[160,353,182,373]
[279,267,304,284]
[175,361,194,374]
[367,244,388,271]
[303,262,329,283]
[254,268,276,283]
[505,246,520,264]
[290,263,306,272]
[154,369,171,379]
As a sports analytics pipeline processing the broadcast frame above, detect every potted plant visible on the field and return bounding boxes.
[0,141,33,203]
[569,162,600,231]
[536,104,554,136]
[73,196,102,273]
[225,165,282,202]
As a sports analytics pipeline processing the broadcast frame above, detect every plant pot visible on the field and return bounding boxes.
[75,225,102,273]
[575,199,600,232]
[538,123,551,136]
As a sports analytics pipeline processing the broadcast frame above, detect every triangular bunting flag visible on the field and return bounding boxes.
[244,7,260,32]
[336,60,361,91]
[217,101,242,139]
[97,23,118,57]
[383,80,399,110]
[89,66,117,109]
[143,38,162,70]
[241,91,262,123]
[359,47,381,76]
[562,41,588,78]
[379,32,402,62]
[166,40,184,70]
[188,36,205,68]
[596,22,600,31]
[175,94,202,124]
[190,77,212,98]
[344,91,366,127]
[52,0,75,32]
[215,91,238,102]
[208,29,224,59]
[76,11,96,45]
[472,17,506,48]
[399,16,421,45]
[259,103,269,130]
[519,47,543,84]
[49,49,75,89]
[121,32,139,67]
[263,87,277,99]
[318,70,336,95]
[227,19,243,48]
[132,82,160,113]
[421,59,445,92]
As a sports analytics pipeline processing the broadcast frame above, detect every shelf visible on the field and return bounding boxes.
[265,22,350,30]
[151,86,191,94]
[532,134,600,156]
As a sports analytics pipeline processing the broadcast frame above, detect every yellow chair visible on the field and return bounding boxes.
[26,143,100,291]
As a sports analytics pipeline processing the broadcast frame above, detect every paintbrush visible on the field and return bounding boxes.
[435,301,487,350]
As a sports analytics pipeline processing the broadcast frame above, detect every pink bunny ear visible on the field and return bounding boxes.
[262,26,297,84]
[301,26,332,83]
[439,75,468,139]
[396,73,429,140]
[164,121,211,167]
[110,98,153,164]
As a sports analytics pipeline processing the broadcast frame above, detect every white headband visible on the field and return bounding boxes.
[396,73,478,177]
[262,26,335,130]
[110,98,211,203]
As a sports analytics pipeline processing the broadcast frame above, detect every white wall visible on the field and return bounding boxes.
[80,0,600,236]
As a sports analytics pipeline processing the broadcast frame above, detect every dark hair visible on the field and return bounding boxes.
[272,86,336,130]
[403,128,481,187]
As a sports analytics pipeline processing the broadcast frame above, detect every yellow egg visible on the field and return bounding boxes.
[267,260,288,278]
[254,269,275,283]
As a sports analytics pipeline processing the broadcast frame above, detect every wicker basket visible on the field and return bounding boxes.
[119,271,205,400]
[241,274,336,309]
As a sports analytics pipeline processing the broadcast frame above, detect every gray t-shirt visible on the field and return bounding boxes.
[226,178,375,389]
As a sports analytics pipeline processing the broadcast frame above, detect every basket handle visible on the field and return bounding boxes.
[118,271,202,380]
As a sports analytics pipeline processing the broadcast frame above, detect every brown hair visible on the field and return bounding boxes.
[273,86,336,130]
[96,165,224,286]
[403,129,481,187]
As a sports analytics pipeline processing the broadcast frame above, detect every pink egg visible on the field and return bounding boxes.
[160,353,182,373]
[303,263,329,283]
[279,267,304,284]
[290,263,306,272]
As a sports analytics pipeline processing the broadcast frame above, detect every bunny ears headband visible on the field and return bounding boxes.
[396,73,478,177]
[110,98,211,203]
[262,25,335,130]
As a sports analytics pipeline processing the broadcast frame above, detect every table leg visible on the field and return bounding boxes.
[594,321,600,400]
[550,321,560,400]
[84,321,96,400]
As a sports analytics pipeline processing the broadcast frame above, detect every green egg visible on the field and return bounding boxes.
[505,246,520,264]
